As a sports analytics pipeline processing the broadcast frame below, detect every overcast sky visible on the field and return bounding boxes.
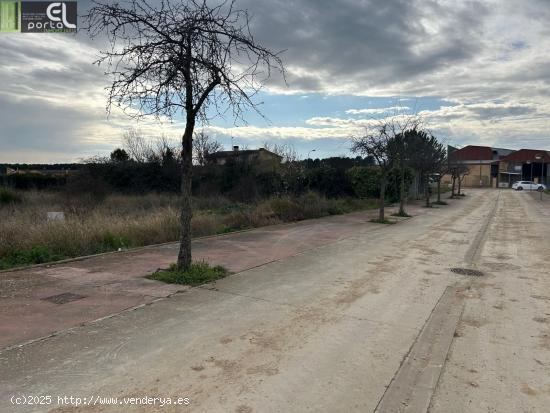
[1,0,550,163]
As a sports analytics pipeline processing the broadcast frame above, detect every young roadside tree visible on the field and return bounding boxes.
[406,131,446,207]
[433,153,449,204]
[86,0,285,270]
[425,137,446,207]
[352,125,394,221]
[386,117,422,216]
[193,132,223,166]
[449,161,469,198]
[457,162,470,196]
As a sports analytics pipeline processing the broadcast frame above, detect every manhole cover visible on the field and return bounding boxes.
[42,292,86,305]
[450,268,484,277]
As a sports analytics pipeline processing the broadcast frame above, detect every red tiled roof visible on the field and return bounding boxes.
[500,149,550,162]
[449,145,493,161]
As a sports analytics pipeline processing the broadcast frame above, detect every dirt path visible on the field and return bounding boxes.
[429,190,550,412]
[1,189,548,412]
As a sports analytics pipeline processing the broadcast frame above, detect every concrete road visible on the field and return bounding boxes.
[1,189,549,412]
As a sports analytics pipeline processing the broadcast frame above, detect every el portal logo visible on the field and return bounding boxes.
[0,1,77,33]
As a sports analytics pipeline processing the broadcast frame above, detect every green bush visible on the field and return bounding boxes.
[100,233,131,250]
[305,166,354,198]
[348,166,381,198]
[0,245,66,270]
[0,187,21,205]
[148,261,228,286]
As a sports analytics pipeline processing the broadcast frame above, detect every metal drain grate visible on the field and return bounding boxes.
[42,292,86,305]
[450,268,484,277]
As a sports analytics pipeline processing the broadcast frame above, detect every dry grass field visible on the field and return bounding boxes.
[0,188,376,270]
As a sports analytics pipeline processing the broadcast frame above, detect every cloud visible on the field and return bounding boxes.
[2,0,550,162]
[345,107,411,115]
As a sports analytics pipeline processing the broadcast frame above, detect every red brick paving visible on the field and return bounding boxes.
[0,207,424,349]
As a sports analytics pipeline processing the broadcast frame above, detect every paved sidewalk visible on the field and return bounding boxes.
[0,205,422,350]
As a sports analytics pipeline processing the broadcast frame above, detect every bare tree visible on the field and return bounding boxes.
[352,125,394,221]
[155,135,180,165]
[193,131,222,165]
[263,142,299,163]
[122,129,155,163]
[86,0,284,270]
[263,142,302,194]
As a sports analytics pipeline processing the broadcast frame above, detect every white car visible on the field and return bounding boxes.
[512,181,547,191]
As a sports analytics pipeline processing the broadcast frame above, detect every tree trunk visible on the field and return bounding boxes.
[379,172,386,221]
[425,176,431,207]
[451,176,456,198]
[458,178,462,195]
[398,164,406,215]
[437,178,441,203]
[177,118,195,270]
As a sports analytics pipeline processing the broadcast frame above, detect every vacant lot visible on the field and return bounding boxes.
[2,190,548,412]
[0,189,376,269]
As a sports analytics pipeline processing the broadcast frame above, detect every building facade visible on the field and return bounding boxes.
[206,146,283,171]
[446,145,550,188]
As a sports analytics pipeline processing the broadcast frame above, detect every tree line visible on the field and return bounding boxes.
[351,116,469,222]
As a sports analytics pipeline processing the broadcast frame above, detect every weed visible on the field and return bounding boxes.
[147,261,228,286]
[369,218,396,224]
[391,211,412,217]
[0,246,66,270]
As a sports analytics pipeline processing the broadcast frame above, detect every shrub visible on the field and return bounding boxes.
[305,166,354,198]
[348,166,380,198]
[101,233,132,250]
[0,187,21,205]
[0,245,66,270]
[269,197,303,221]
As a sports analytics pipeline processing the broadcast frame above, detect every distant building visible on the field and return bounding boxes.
[498,149,550,187]
[206,146,282,169]
[5,168,72,176]
[446,145,550,188]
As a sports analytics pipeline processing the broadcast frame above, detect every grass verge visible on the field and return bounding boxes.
[370,218,396,224]
[391,211,412,217]
[1,191,379,271]
[147,262,229,286]
[0,245,67,270]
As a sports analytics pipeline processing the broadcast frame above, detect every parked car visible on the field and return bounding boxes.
[512,181,547,191]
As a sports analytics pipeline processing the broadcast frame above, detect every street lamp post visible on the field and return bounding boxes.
[526,160,532,190]
[307,149,316,169]
[535,154,543,200]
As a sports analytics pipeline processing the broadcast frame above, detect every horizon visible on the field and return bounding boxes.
[2,141,550,166]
